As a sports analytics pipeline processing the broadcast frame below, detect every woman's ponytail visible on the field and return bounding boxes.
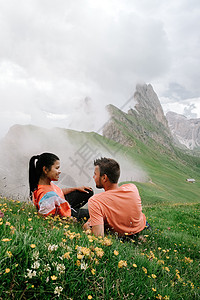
[29,155,40,200]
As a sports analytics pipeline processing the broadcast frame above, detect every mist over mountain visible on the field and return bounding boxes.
[0,124,146,201]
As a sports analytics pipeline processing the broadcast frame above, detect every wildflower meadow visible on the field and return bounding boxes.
[0,198,199,299]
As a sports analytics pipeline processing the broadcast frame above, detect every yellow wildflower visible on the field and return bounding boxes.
[101,237,112,246]
[6,251,12,257]
[63,252,70,259]
[152,288,157,292]
[51,275,57,280]
[30,244,36,248]
[118,260,127,268]
[76,260,81,266]
[183,257,193,263]
[81,247,90,256]
[91,268,96,275]
[5,222,11,226]
[77,254,84,260]
[114,250,119,256]
[2,238,11,242]
[157,260,164,265]
[164,267,170,272]
[94,247,104,258]
[132,264,137,268]
[142,267,147,274]
[88,296,92,299]
[152,274,157,279]
[28,218,32,221]
[5,268,10,273]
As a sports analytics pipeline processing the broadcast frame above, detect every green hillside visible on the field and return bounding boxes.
[107,129,200,205]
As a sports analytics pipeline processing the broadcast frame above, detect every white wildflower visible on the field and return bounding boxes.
[80,262,88,270]
[56,263,65,274]
[25,269,37,279]
[31,261,40,269]
[32,250,39,260]
[43,264,51,272]
[48,244,58,253]
[54,286,63,297]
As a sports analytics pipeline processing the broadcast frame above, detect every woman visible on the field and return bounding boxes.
[29,152,93,219]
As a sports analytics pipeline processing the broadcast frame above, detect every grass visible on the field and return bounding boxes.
[0,198,199,300]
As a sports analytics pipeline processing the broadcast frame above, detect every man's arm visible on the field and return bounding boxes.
[91,224,104,237]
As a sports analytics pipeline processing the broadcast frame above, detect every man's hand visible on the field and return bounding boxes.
[91,224,104,237]
[83,220,91,231]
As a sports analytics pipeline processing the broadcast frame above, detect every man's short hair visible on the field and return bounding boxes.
[94,157,120,183]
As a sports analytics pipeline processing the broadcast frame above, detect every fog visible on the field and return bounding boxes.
[0,124,147,201]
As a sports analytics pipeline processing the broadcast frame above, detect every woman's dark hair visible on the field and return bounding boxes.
[94,157,120,183]
[29,152,59,200]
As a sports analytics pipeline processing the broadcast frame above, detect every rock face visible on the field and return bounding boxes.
[103,83,173,149]
[166,111,200,150]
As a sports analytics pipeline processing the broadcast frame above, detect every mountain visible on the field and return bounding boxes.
[103,83,173,151]
[166,111,200,150]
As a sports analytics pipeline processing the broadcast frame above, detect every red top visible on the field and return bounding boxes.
[33,182,71,217]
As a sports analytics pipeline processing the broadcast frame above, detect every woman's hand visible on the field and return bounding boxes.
[76,186,93,193]
[62,186,93,195]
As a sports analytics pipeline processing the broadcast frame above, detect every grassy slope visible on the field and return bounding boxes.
[0,199,199,300]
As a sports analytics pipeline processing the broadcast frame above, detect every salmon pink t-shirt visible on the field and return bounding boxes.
[88,184,146,235]
[33,182,71,217]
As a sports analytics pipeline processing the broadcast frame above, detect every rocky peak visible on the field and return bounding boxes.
[166,111,200,150]
[103,84,172,148]
[133,83,169,128]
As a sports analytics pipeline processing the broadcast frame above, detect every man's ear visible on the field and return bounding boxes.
[103,174,108,182]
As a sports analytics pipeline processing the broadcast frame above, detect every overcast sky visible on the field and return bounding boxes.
[0,0,200,139]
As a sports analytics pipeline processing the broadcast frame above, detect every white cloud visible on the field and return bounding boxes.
[0,0,200,138]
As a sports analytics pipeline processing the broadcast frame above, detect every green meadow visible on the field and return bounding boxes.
[0,197,199,299]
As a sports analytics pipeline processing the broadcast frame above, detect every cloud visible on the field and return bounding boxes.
[0,0,200,138]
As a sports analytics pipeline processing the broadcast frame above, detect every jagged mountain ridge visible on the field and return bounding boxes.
[166,111,200,150]
[103,84,173,151]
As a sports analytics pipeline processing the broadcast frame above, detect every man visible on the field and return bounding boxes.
[83,157,148,238]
